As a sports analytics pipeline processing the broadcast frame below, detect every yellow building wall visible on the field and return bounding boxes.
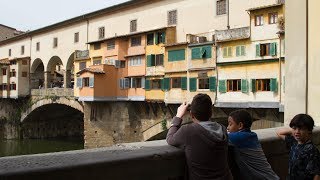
[188,45,216,70]
[164,72,188,104]
[165,45,187,72]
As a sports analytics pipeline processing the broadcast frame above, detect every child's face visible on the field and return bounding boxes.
[227,116,242,133]
[291,126,312,144]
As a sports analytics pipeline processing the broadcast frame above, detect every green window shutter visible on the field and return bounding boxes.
[145,79,150,91]
[270,78,278,92]
[189,78,197,92]
[161,79,164,91]
[155,33,159,45]
[256,44,260,56]
[241,79,248,93]
[251,79,256,92]
[181,77,187,90]
[151,54,156,66]
[241,46,246,56]
[191,48,201,59]
[228,47,232,57]
[270,42,277,56]
[236,46,240,57]
[209,76,216,92]
[202,46,212,58]
[164,78,170,91]
[168,49,185,61]
[219,80,226,93]
[161,32,166,43]
[223,48,227,57]
[147,55,152,67]
[160,54,164,65]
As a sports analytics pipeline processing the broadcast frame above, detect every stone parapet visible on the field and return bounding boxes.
[31,88,74,97]
[1,127,319,180]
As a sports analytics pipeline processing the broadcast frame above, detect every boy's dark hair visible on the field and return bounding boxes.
[289,114,314,131]
[229,109,253,129]
[190,93,212,121]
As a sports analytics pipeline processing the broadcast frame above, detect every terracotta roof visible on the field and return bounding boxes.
[0,58,10,65]
[247,3,283,11]
[9,56,30,61]
[77,68,105,75]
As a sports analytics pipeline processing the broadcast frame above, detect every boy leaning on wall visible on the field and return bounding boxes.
[277,114,320,180]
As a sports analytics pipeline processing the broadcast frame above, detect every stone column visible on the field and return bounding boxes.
[44,71,50,89]
[64,70,72,89]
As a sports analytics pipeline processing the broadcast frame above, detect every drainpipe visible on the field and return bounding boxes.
[227,0,230,29]
[306,0,309,114]
[278,33,282,107]
[86,19,89,50]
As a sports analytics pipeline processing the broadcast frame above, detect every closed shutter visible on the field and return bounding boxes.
[236,46,240,57]
[241,79,248,93]
[168,49,185,61]
[147,55,152,67]
[141,77,145,89]
[151,54,155,66]
[160,54,164,65]
[228,47,232,57]
[219,80,226,93]
[164,78,170,91]
[270,78,278,92]
[241,46,246,56]
[145,79,150,90]
[270,42,277,56]
[89,77,94,88]
[155,33,159,45]
[76,78,82,88]
[209,76,216,92]
[181,77,187,90]
[189,78,197,92]
[256,44,260,56]
[223,48,228,57]
[191,48,201,59]
[251,79,256,92]
[161,79,165,91]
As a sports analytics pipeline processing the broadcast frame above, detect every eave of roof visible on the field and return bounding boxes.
[77,68,105,75]
[163,42,188,47]
[247,3,283,12]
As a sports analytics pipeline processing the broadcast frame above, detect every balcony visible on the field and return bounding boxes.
[186,32,215,45]
[215,27,250,43]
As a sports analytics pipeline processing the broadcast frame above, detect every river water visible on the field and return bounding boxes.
[0,138,84,157]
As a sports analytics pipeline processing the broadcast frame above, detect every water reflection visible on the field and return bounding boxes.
[0,138,84,157]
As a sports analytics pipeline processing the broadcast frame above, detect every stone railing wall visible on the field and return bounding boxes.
[1,127,319,180]
[31,88,74,97]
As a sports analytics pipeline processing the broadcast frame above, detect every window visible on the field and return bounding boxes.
[191,46,212,59]
[255,15,264,26]
[120,61,126,68]
[129,56,142,66]
[83,77,90,87]
[199,78,210,89]
[21,46,25,55]
[93,43,101,50]
[223,47,233,57]
[130,19,137,32]
[10,69,16,77]
[22,60,28,65]
[168,10,177,25]
[10,84,16,90]
[168,49,185,61]
[93,59,101,65]
[269,12,278,24]
[171,77,181,88]
[155,32,166,44]
[36,42,40,51]
[22,72,28,77]
[227,79,241,91]
[217,0,227,15]
[131,36,141,46]
[8,49,11,56]
[155,54,164,66]
[2,68,6,75]
[236,45,246,56]
[131,77,142,88]
[256,43,277,56]
[151,79,161,90]
[119,78,130,89]
[10,61,16,65]
[79,62,86,70]
[2,84,7,91]
[74,32,79,43]
[256,79,271,91]
[98,27,105,39]
[53,37,58,48]
[147,33,154,45]
[107,40,115,50]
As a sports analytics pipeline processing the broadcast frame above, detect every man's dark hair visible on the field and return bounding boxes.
[229,109,253,129]
[190,93,212,121]
[289,114,314,131]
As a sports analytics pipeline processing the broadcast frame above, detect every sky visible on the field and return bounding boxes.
[1,0,130,32]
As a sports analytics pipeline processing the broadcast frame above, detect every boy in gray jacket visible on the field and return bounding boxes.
[166,94,232,180]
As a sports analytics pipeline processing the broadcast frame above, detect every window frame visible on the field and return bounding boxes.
[227,79,242,92]
[53,37,58,48]
[256,79,271,91]
[255,15,264,26]
[171,77,182,89]
[155,54,164,66]
[130,36,141,47]
[268,12,278,24]
[98,27,105,39]
[216,0,227,15]
[130,19,137,32]
[147,33,154,45]
[79,62,87,70]
[93,43,101,50]
[36,42,40,51]
[21,45,25,55]
[107,40,115,50]
[198,77,210,90]
[129,56,142,66]
[74,32,79,43]
[151,79,161,90]
[83,77,90,87]
[168,10,177,25]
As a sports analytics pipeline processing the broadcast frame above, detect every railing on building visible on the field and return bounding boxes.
[186,31,215,44]
[278,0,285,4]
[31,88,74,97]
[215,27,250,42]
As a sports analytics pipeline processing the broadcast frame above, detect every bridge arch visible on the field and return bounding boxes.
[30,58,45,89]
[64,52,75,88]
[46,56,63,88]
[21,97,83,123]
[142,119,171,141]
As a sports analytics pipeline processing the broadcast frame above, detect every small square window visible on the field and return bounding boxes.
[107,40,115,50]
[269,13,278,24]
[53,37,58,48]
[8,49,11,56]
[79,62,86,70]
[21,46,25,55]
[171,77,181,88]
[74,32,79,43]
[130,19,137,32]
[199,78,209,89]
[147,33,154,45]
[217,0,227,15]
[168,10,177,25]
[227,79,241,92]
[36,42,40,51]
[93,43,101,50]
[98,27,105,39]
[131,36,141,47]
[255,15,264,26]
